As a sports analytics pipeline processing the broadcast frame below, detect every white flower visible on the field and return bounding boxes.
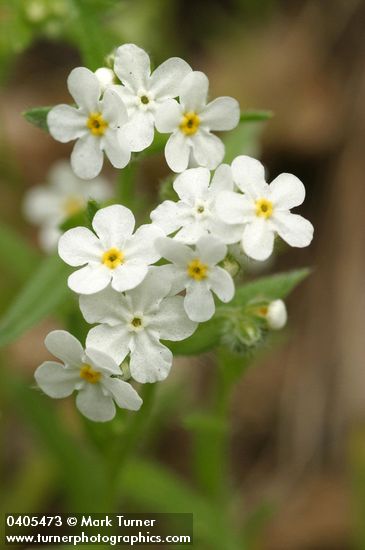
[94,67,116,91]
[155,71,240,172]
[150,165,243,245]
[23,160,112,252]
[58,204,164,294]
[112,43,191,152]
[265,299,287,330]
[216,156,314,261]
[35,330,142,422]
[47,67,131,179]
[156,236,235,322]
[79,269,197,383]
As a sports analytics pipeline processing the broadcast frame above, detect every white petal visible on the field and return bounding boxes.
[23,186,61,225]
[101,88,128,126]
[209,163,234,194]
[173,167,210,202]
[269,173,306,210]
[111,261,148,292]
[102,378,142,411]
[191,131,225,170]
[76,384,116,422]
[125,224,164,264]
[273,212,314,248]
[155,236,193,266]
[155,99,182,133]
[209,266,234,302]
[184,283,215,322]
[153,296,197,340]
[150,201,183,234]
[180,71,209,111]
[196,235,227,265]
[201,97,240,131]
[35,361,78,398]
[47,105,87,143]
[209,218,243,245]
[114,43,150,92]
[126,266,171,311]
[67,265,111,294]
[103,129,131,169]
[71,135,104,180]
[92,204,135,249]
[129,332,172,383]
[80,286,129,325]
[164,132,191,173]
[231,155,268,197]
[120,111,154,152]
[84,348,122,376]
[39,225,61,253]
[111,84,136,110]
[175,222,206,244]
[58,226,103,266]
[45,330,83,366]
[150,57,191,98]
[241,218,275,261]
[155,264,186,295]
[86,324,130,364]
[67,67,100,111]
[215,190,252,224]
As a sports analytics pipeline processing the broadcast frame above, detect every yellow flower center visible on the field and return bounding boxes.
[180,112,200,136]
[187,258,208,281]
[255,198,273,219]
[140,95,149,105]
[79,364,101,384]
[63,195,84,216]
[86,112,108,136]
[131,317,142,328]
[102,247,124,269]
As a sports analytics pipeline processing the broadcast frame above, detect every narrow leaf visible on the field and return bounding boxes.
[23,106,51,132]
[0,221,39,281]
[0,255,71,347]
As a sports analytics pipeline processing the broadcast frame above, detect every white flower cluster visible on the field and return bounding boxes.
[47,43,240,178]
[35,44,313,422]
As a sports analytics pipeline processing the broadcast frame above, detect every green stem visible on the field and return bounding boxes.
[117,162,138,208]
[107,383,157,504]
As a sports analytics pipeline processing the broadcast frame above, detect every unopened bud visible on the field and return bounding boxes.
[220,253,240,278]
[95,68,116,92]
[120,362,131,381]
[266,299,287,330]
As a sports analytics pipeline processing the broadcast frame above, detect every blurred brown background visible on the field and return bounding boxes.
[1,0,365,548]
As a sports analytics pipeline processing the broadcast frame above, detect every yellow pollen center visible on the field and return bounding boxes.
[140,95,149,104]
[80,364,101,384]
[180,112,200,136]
[187,258,208,281]
[102,247,124,269]
[86,112,108,136]
[63,196,84,216]
[255,198,273,219]
[131,317,142,328]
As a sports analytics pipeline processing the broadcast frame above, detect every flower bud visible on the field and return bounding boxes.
[94,68,116,92]
[266,299,287,330]
[220,253,240,278]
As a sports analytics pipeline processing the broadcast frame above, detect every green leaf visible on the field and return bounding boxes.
[167,317,221,356]
[0,255,71,347]
[118,459,242,550]
[70,0,113,70]
[23,106,51,132]
[170,269,310,356]
[232,267,311,307]
[239,110,273,122]
[0,221,39,281]
[0,369,109,510]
